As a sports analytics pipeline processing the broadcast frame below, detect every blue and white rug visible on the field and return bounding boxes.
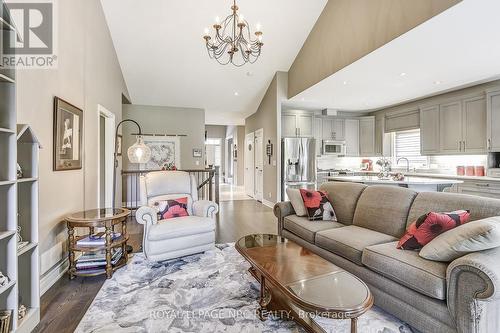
[76,244,415,333]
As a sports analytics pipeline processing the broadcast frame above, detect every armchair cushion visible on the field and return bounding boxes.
[193,200,219,218]
[148,216,215,241]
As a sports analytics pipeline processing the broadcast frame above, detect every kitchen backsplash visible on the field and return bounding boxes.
[317,154,488,175]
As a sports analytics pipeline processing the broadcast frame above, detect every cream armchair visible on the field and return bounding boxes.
[135,171,218,261]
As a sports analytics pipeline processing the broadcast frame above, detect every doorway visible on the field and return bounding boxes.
[254,129,264,202]
[97,105,115,208]
[244,132,254,197]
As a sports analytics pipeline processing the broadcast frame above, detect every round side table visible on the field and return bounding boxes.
[65,208,131,279]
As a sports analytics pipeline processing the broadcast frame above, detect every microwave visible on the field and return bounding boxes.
[322,140,346,156]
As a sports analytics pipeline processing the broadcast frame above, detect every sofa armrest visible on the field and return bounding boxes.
[136,206,158,225]
[273,201,295,237]
[447,247,500,333]
[193,200,218,218]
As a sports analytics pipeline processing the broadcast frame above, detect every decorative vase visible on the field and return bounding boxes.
[0,310,11,333]
[16,163,23,179]
[18,305,26,320]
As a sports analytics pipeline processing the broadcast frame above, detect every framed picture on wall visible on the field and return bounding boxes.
[116,134,123,156]
[53,97,83,171]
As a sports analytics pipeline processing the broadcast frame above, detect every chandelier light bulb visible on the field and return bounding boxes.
[239,14,244,23]
[256,22,261,31]
[215,16,220,24]
[204,27,209,35]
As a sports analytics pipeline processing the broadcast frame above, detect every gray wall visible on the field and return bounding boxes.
[245,72,287,203]
[205,124,227,175]
[122,104,205,170]
[288,0,460,97]
[226,125,245,186]
[16,0,129,277]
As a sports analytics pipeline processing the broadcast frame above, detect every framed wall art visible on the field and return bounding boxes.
[53,97,83,171]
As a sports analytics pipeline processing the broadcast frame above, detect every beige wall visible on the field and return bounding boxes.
[122,104,205,170]
[16,0,129,277]
[245,72,287,203]
[288,0,460,97]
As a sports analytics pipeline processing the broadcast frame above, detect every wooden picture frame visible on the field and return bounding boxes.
[116,134,123,156]
[53,97,83,171]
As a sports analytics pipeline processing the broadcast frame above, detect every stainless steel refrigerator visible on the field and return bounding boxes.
[282,137,316,201]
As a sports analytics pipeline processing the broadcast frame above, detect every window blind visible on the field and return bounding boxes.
[394,130,428,167]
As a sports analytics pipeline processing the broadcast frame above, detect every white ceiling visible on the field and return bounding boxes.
[286,0,500,112]
[100,0,327,125]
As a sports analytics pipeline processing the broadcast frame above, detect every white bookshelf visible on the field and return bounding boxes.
[0,2,41,331]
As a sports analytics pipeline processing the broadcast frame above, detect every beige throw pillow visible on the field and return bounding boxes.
[419,217,500,262]
[286,188,307,217]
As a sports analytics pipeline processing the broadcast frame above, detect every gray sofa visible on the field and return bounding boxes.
[274,182,500,333]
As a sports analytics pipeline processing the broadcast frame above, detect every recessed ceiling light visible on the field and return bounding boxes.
[246,71,253,77]
[434,80,442,85]
[343,81,348,85]
[400,72,407,77]
[301,97,305,101]
[234,92,239,96]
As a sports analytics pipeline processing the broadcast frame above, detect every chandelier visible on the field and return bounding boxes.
[203,0,263,67]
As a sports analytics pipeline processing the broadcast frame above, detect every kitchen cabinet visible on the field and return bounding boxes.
[359,117,376,156]
[439,97,487,154]
[454,179,500,199]
[313,117,322,156]
[487,89,500,152]
[374,116,384,156]
[281,111,313,137]
[462,96,487,153]
[344,119,359,157]
[420,105,440,155]
[439,101,463,154]
[322,118,345,141]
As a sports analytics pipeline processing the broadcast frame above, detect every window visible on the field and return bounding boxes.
[392,129,429,168]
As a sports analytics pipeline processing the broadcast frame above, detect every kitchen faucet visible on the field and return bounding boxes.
[397,157,410,172]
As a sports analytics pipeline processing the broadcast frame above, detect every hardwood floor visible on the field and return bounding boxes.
[34,199,277,333]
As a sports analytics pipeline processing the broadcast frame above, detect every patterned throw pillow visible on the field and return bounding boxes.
[397,210,470,250]
[299,189,337,221]
[152,197,189,220]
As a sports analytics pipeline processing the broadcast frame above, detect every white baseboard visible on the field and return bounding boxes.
[40,258,69,295]
[262,199,275,209]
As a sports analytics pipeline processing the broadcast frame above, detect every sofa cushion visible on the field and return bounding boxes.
[286,188,308,216]
[319,182,367,225]
[148,216,215,241]
[407,191,500,228]
[315,225,397,265]
[362,241,448,300]
[283,215,344,244]
[353,185,417,238]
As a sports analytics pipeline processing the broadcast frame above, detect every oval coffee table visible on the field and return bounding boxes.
[236,234,373,333]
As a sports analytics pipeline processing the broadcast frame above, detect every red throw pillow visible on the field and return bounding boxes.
[397,210,470,250]
[153,197,189,220]
[299,189,337,221]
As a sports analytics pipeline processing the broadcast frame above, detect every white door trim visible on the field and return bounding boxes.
[244,132,255,197]
[97,104,115,208]
[254,128,264,202]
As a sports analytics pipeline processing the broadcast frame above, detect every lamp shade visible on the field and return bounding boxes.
[127,136,151,164]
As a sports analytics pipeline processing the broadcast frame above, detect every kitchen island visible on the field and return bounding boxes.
[326,175,463,192]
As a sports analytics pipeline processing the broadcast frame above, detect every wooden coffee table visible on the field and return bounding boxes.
[236,234,373,333]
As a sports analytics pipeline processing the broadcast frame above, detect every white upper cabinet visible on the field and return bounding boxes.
[359,116,376,156]
[487,89,500,152]
[439,101,463,154]
[420,105,440,155]
[374,116,384,156]
[344,119,359,157]
[321,118,345,141]
[462,96,487,153]
[281,111,313,137]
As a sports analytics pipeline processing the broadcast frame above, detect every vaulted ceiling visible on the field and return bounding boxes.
[100,0,327,125]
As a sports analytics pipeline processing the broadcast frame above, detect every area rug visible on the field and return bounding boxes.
[76,244,415,333]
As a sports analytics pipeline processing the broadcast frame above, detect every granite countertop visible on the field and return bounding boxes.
[326,175,463,185]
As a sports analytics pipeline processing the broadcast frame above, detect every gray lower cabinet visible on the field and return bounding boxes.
[487,89,500,152]
[359,117,376,156]
[420,105,440,155]
[344,119,359,156]
[454,180,500,199]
